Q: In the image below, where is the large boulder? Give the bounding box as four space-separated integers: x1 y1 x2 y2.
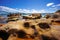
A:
52 10 60 19
52 14 59 19
23 13 42 19
7 13 22 22
55 10 60 15
30 13 42 19
44 14 51 19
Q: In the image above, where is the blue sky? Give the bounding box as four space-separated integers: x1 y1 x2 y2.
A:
0 0 60 13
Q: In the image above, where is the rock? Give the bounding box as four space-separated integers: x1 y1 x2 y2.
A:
23 13 42 19
16 30 27 38
55 10 60 15
7 13 22 22
41 35 57 40
23 22 30 28
44 14 51 19
0 30 10 40
51 10 60 19
37 23 50 29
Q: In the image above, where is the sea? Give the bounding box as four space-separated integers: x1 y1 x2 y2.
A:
0 13 53 24
0 13 53 17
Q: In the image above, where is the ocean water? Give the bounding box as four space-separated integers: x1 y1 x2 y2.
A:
0 13 53 18
21 13 51 16
0 13 53 23
0 14 7 18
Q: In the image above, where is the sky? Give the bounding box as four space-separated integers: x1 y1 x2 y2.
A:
0 0 60 13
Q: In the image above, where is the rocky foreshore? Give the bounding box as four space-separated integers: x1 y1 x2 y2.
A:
0 10 60 40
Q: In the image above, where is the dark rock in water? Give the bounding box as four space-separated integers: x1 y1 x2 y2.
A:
16 30 27 38
0 30 10 40
24 22 30 28
41 35 58 40
38 23 50 29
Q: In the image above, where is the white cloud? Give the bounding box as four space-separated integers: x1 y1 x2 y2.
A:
57 4 60 6
19 9 31 13
50 7 57 10
0 6 48 13
47 3 54 7
52 5 56 7
52 4 60 7
19 9 46 13
0 6 19 13
19 9 39 13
